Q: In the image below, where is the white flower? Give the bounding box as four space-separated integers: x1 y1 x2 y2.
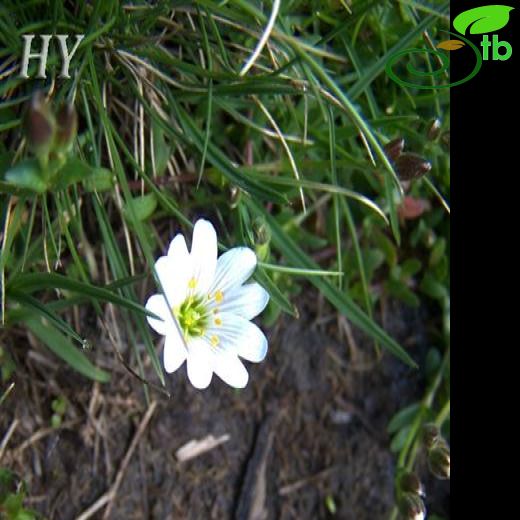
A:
145 219 270 389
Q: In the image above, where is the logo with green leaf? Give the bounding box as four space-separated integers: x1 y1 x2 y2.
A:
386 4 514 89
453 5 513 35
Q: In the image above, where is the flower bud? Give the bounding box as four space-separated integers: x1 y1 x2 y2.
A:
229 186 241 208
23 90 55 157
384 137 405 162
253 216 271 262
399 471 425 497
422 423 440 449
54 102 78 152
395 153 431 181
427 118 442 141
253 216 270 246
398 492 426 520
428 439 450 480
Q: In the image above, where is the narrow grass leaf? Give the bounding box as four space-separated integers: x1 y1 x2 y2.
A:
25 317 110 382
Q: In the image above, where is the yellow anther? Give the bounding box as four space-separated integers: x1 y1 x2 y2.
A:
188 277 197 289
214 290 224 303
214 317 222 326
210 335 220 346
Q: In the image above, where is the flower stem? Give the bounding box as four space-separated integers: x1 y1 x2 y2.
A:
258 262 343 277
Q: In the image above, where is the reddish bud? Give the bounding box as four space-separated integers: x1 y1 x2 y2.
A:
398 196 431 220
23 90 55 153
384 137 405 162
395 153 432 181
54 103 78 151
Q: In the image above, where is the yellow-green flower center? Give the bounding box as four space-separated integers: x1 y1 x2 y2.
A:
175 295 208 338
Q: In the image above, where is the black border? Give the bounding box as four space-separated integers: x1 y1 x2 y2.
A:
451 1 517 515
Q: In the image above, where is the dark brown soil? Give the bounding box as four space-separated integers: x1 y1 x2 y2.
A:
1 294 449 520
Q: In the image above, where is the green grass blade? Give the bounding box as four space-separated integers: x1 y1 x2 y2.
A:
25 317 110 382
8 272 159 319
249 199 417 368
347 5 450 100
8 288 85 345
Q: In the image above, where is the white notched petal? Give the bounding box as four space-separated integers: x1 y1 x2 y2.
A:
212 283 269 320
210 247 257 295
190 219 218 295
186 338 214 389
209 313 268 363
214 352 249 388
145 294 173 336
168 233 190 261
154 254 189 307
163 330 188 373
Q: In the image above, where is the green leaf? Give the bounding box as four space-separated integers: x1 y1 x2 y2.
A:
425 347 442 381
0 468 16 501
386 279 420 307
362 249 385 277
123 193 158 222
373 229 397 268
3 159 47 193
420 273 448 300
453 5 514 35
429 238 446 267
3 491 25 516
83 167 114 192
401 258 422 279
51 396 67 415
8 289 85 344
52 156 92 190
0 346 16 382
0 180 26 195
388 402 421 433
390 424 412 453
24 318 110 382
151 119 171 176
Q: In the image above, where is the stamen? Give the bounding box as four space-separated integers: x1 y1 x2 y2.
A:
215 290 224 303
210 335 220 346
214 317 222 326
188 277 197 289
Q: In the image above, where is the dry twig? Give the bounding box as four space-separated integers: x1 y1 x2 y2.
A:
0 418 18 462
